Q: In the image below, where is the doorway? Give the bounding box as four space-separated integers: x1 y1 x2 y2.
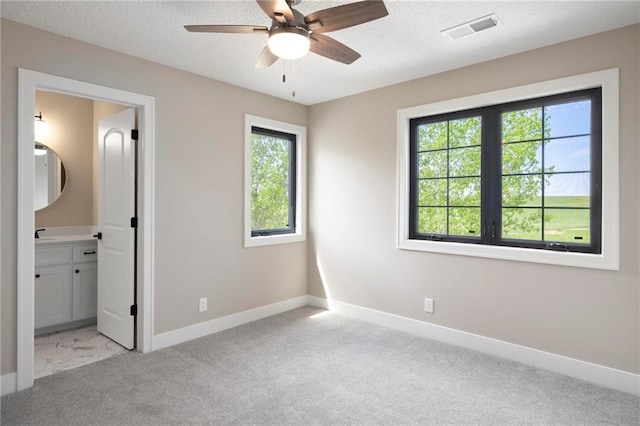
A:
32 92 136 377
17 69 156 391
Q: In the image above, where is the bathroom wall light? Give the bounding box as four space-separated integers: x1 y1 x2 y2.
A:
34 143 48 156
34 112 50 138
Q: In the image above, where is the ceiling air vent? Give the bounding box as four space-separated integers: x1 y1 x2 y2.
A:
442 14 500 40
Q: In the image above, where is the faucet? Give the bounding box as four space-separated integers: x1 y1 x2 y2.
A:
35 228 46 239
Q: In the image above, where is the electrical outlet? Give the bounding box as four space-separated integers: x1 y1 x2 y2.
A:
199 297 207 313
424 297 434 314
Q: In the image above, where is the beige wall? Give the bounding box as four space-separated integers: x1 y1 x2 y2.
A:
2 18 638 378
34 91 94 227
308 25 640 374
1 20 308 375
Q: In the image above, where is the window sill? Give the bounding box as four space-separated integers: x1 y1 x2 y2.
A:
398 238 618 270
244 232 306 248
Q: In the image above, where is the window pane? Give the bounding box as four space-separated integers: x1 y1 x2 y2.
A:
251 134 291 231
418 179 447 206
449 117 481 148
418 207 447 234
449 146 481 177
449 177 481 206
502 141 542 175
544 172 590 200
544 137 590 173
502 208 542 241
449 208 481 237
418 151 447 178
502 108 542 143
544 208 590 243
545 100 591 138
418 122 447 151
502 175 542 207
545 195 589 208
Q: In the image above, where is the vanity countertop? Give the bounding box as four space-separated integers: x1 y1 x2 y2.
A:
35 235 96 246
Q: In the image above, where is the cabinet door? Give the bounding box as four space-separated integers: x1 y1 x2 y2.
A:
35 265 72 329
73 262 97 320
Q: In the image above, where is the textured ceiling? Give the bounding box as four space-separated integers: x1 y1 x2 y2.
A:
2 1 639 105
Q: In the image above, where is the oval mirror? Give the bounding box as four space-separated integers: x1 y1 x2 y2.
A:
34 143 67 211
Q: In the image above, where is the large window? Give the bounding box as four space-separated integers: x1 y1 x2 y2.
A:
244 115 306 247
398 69 619 269
410 89 601 253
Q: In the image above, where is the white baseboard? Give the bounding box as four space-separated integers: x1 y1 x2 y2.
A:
152 295 310 351
307 295 330 309
310 296 639 396
1 373 17 396
5 295 637 397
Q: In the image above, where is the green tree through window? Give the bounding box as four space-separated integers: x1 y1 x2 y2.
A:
409 88 601 254
250 127 296 235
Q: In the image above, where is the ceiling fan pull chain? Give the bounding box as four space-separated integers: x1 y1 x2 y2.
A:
282 60 286 83
292 60 296 97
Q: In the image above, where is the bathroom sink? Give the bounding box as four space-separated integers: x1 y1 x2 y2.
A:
35 236 60 242
35 235 95 243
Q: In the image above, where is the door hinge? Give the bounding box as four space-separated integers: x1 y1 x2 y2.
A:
130 217 138 228
131 129 139 140
130 304 137 316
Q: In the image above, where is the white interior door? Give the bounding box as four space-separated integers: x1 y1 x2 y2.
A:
97 108 136 349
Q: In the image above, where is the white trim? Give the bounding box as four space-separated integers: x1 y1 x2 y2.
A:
5 294 636 397
243 114 307 248
1 373 17 397
307 295 330 309
152 295 309 350
397 68 619 270
17 69 156 391
316 297 639 396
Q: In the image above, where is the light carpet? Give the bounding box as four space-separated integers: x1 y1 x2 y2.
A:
2 307 638 425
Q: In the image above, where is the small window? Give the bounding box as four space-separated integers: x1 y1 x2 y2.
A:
250 127 296 237
244 115 306 247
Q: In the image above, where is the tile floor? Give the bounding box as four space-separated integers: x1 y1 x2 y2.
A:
34 324 128 379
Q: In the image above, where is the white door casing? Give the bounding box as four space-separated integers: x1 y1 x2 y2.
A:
17 69 155 392
97 108 136 349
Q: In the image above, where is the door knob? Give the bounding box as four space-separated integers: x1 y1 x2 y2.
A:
93 232 102 240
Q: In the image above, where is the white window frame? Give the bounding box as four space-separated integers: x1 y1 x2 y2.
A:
397 69 619 270
244 114 307 247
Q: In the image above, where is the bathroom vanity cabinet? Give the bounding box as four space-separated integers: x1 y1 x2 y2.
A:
35 239 98 333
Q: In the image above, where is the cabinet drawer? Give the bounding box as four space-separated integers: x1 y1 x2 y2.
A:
73 244 98 263
35 246 72 266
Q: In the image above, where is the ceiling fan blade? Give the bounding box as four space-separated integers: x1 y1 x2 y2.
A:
256 0 295 23
309 33 361 65
255 45 279 68
304 1 388 34
184 25 268 34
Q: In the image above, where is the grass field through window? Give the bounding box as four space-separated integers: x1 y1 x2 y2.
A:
503 196 590 243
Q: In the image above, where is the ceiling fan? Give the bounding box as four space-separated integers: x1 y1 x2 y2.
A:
185 0 389 67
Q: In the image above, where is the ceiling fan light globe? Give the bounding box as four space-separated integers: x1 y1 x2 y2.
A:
268 27 310 60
